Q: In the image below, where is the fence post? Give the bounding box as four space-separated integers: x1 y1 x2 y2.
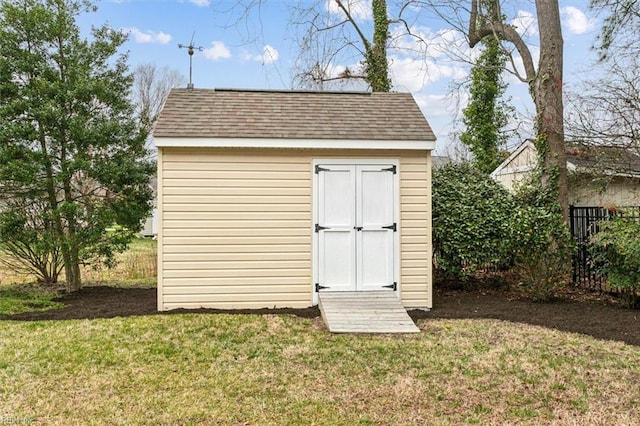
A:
570 205 577 284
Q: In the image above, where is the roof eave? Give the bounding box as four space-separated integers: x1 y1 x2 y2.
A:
154 137 436 151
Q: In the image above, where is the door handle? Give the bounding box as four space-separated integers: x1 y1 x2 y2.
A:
353 226 363 231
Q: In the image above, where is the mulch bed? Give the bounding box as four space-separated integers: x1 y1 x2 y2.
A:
2 285 639 346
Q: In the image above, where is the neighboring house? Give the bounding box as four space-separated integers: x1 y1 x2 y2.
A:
153 88 436 311
491 139 640 206
140 176 157 238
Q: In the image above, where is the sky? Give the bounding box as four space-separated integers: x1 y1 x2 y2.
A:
77 0 602 155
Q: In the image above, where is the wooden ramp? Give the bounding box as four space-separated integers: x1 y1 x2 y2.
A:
318 292 419 333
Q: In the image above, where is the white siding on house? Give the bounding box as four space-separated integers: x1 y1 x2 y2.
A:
492 142 537 192
571 176 640 207
158 148 432 310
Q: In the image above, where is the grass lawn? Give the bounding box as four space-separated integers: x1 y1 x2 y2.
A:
1 313 639 424
0 284 64 316
2 241 640 424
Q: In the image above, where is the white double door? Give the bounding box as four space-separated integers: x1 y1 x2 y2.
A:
315 163 397 292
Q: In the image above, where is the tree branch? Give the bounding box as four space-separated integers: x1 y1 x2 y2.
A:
334 0 372 52
468 0 536 83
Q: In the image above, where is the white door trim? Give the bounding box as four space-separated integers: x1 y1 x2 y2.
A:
311 158 400 306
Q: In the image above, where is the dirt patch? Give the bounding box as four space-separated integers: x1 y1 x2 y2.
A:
0 286 320 321
2 285 639 346
410 288 640 346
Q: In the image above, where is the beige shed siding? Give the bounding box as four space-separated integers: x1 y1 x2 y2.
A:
160 148 312 310
159 148 431 310
399 155 432 308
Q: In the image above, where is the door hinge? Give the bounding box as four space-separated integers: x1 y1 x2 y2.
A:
382 282 397 291
315 283 329 292
382 165 396 174
315 224 330 232
315 165 330 174
382 223 397 232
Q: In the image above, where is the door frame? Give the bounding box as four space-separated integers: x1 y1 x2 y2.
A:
311 158 401 306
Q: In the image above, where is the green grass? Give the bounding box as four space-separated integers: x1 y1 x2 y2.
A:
1 315 639 425
0 284 64 315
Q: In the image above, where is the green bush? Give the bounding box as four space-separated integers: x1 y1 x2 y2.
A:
511 205 573 301
590 216 640 308
432 163 515 280
433 162 573 299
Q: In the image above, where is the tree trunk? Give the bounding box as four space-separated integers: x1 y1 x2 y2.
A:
368 0 391 92
533 0 568 218
68 249 82 292
61 149 82 292
37 124 76 291
468 0 567 218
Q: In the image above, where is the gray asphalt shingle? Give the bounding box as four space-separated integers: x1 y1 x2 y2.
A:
154 88 436 141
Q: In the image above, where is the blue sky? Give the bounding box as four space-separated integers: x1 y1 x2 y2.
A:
78 0 602 155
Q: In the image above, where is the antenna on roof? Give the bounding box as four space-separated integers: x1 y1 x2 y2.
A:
178 32 203 90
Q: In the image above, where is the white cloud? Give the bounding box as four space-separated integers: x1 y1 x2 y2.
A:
188 0 210 6
390 56 466 92
326 0 372 21
561 6 596 35
387 24 469 92
510 10 538 37
203 41 231 61
123 27 171 44
260 45 280 64
391 25 472 63
243 45 280 64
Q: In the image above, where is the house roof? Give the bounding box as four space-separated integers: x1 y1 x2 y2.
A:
491 139 640 179
566 144 640 176
153 88 436 142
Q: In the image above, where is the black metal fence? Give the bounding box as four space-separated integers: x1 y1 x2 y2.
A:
569 205 640 290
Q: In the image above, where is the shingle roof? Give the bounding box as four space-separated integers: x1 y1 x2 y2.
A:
154 88 435 141
566 144 640 176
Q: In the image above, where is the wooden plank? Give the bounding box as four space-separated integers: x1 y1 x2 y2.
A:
318 291 419 334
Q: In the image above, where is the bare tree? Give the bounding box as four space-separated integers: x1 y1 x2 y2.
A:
289 0 393 91
591 0 640 59
222 0 439 92
565 1 640 173
132 63 185 132
567 56 640 155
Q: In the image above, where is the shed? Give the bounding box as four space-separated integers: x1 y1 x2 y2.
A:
153 88 436 311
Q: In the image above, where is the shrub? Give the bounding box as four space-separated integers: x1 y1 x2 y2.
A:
432 162 515 280
0 202 64 285
511 205 573 301
590 216 640 308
